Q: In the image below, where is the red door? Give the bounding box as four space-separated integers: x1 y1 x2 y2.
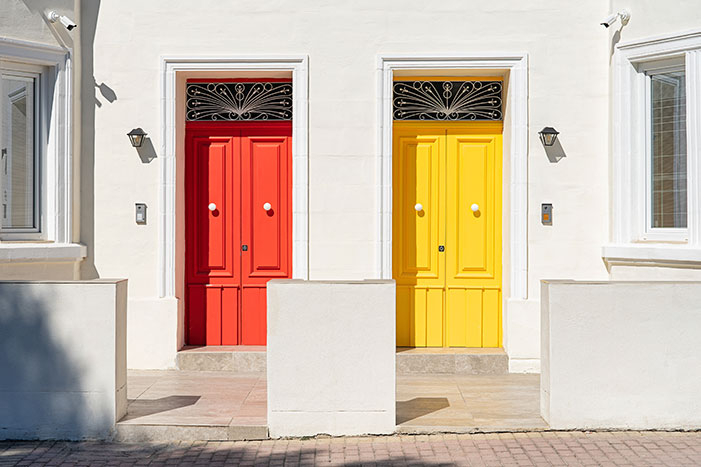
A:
185 122 292 345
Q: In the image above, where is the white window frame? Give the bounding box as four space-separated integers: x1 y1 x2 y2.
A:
0 38 85 263
641 59 687 241
606 30 701 266
0 64 43 239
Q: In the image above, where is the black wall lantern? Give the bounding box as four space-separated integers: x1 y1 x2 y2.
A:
127 128 147 148
538 127 560 147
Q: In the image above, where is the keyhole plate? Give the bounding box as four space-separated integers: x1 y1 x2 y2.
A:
438 245 445 252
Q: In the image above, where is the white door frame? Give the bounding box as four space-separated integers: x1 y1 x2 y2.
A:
377 54 529 299
159 56 309 298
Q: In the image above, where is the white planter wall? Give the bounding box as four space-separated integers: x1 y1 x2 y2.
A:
541 280 701 429
267 280 396 437
0 280 127 440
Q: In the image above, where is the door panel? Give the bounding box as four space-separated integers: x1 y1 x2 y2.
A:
393 127 445 347
394 123 502 348
185 132 240 346
241 133 291 282
185 123 291 346
241 286 267 345
392 129 444 285
240 128 292 345
186 285 206 345
396 286 444 347
445 131 502 347
447 134 500 282
221 286 240 345
188 136 238 282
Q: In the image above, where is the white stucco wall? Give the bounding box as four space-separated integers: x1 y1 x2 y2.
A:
2 0 700 371
267 280 396 437
0 280 127 440
82 0 615 368
0 1 81 281
541 280 701 429
0 0 67 47
605 0 701 281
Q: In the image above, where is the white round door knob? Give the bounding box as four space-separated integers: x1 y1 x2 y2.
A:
471 203 479 212
208 203 217 211
414 203 423 212
263 202 272 211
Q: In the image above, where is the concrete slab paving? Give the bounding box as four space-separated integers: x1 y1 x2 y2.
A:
116 371 267 442
117 370 545 441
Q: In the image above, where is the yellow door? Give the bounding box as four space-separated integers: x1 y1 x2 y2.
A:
394 122 502 347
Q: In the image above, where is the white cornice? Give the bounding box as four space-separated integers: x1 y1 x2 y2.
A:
0 37 67 63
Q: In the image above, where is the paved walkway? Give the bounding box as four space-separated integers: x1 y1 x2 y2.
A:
397 374 544 432
2 431 700 466
120 371 544 438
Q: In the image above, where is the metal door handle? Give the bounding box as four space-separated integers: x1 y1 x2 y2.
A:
471 203 479 212
263 202 272 211
414 203 423 212
208 203 217 211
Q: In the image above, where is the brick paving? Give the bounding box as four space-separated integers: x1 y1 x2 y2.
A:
1 431 700 466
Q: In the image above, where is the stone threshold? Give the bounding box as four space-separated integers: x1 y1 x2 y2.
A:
177 346 266 372
176 346 508 375
396 347 508 375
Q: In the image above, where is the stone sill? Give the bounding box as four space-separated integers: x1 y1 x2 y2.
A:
0 243 87 263
602 244 701 267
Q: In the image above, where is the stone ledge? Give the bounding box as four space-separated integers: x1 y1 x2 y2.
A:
176 346 266 372
114 424 268 442
396 348 508 375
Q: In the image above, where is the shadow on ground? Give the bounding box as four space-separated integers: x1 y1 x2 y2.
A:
396 397 450 424
119 396 201 422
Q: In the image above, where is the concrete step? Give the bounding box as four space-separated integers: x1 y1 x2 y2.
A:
396 347 508 375
176 346 266 372
176 346 508 375
114 423 268 442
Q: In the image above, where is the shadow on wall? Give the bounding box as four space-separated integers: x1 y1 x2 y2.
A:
0 287 109 439
136 137 157 164
544 138 567 163
80 0 102 280
94 79 117 107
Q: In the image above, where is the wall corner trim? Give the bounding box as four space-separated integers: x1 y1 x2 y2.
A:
159 56 310 298
376 53 529 300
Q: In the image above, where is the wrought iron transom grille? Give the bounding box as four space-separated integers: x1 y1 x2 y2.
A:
186 81 293 121
393 80 502 121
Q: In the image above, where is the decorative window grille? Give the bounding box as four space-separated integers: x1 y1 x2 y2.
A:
186 82 292 121
393 80 502 121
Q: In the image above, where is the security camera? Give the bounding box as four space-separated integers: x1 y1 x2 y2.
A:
48 11 77 31
601 9 630 28
600 13 618 28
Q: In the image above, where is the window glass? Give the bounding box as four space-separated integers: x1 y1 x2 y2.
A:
650 70 687 229
1 74 36 230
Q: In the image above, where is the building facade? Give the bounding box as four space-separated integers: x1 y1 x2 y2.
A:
1 0 700 372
